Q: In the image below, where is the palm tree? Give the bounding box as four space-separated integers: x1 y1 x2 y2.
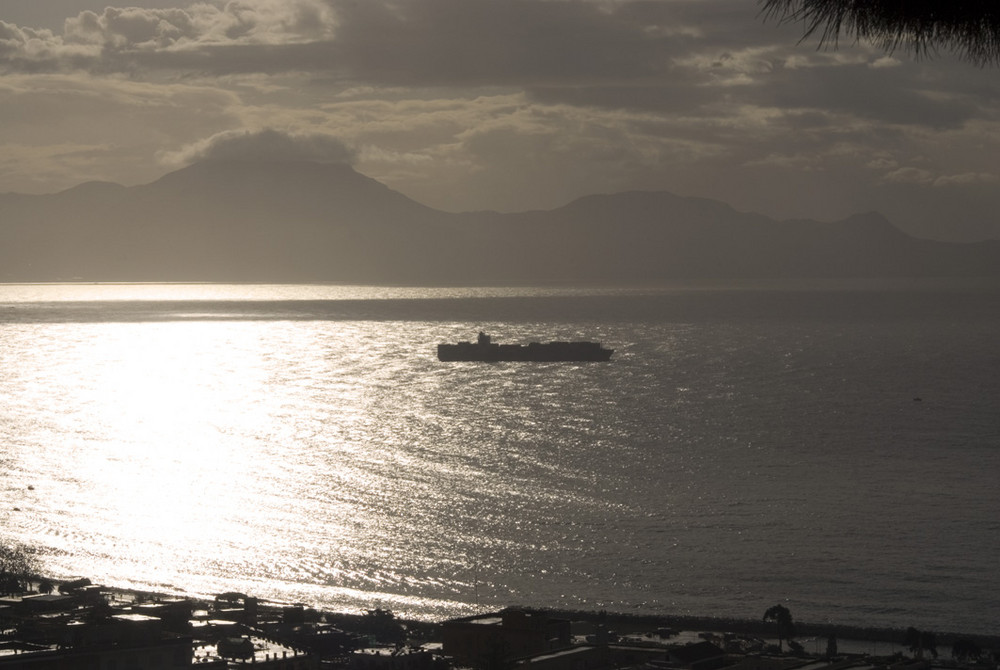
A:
825 634 838 658
763 604 796 651
904 627 922 657
760 0 1000 65
904 627 939 659
951 638 982 662
920 631 938 659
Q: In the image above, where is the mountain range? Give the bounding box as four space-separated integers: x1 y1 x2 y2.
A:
1 159 997 283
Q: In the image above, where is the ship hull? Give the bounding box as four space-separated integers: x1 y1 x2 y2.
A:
437 341 613 362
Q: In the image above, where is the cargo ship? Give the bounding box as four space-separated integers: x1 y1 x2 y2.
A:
437 332 613 362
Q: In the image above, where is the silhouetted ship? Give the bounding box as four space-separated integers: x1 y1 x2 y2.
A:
438 332 613 362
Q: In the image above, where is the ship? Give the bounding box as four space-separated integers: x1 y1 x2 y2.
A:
437 332 613 362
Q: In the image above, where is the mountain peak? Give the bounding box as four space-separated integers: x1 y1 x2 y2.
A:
141 159 432 215
57 180 127 196
837 211 906 238
149 158 362 187
2 162 997 283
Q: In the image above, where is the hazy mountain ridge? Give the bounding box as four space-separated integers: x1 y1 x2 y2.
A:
1 160 997 283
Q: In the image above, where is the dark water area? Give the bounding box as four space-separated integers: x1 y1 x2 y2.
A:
1 282 998 634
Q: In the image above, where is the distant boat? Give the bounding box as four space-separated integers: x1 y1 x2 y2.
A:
437 332 613 362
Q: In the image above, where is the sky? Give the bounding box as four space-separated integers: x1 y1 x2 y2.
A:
1 0 998 242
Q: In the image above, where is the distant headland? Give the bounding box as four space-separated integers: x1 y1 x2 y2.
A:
2 159 999 284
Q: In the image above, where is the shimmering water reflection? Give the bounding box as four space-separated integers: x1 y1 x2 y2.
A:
1 283 998 633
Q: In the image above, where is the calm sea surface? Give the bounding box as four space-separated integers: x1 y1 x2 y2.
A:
1 282 998 634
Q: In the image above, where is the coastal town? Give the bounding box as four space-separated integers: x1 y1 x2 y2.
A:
0 576 996 670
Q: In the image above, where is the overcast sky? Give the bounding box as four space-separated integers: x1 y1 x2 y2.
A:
2 0 998 241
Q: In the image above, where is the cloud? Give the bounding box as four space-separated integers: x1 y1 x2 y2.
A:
0 73 244 192
3 0 1000 241
0 0 335 73
64 7 200 49
870 56 902 69
160 128 357 166
64 0 337 47
866 157 898 171
932 172 1000 187
881 166 1000 188
742 153 823 170
0 0 721 84
883 167 937 184
0 19 96 71
2 0 994 137
321 0 681 87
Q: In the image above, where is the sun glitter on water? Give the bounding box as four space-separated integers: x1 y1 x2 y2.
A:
53 321 280 573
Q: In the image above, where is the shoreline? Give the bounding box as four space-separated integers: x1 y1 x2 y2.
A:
91 582 1000 652
511 608 1000 652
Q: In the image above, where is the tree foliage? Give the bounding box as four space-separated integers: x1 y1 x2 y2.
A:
763 604 796 651
760 0 1000 65
904 627 939 659
358 608 406 644
0 541 40 594
826 634 838 658
951 638 981 661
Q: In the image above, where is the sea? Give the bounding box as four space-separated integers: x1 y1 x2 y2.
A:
1 280 998 635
